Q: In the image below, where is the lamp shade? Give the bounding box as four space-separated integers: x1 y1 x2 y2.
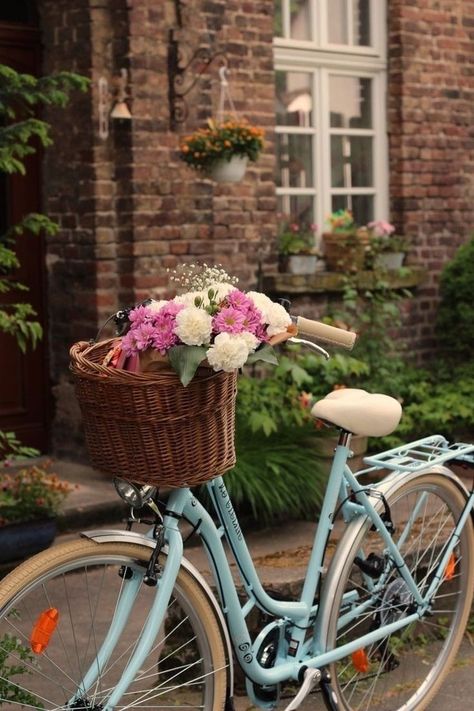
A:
110 101 132 120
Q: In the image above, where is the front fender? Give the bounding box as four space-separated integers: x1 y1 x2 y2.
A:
81 528 234 696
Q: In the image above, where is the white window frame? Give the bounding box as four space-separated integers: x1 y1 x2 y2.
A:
274 0 388 234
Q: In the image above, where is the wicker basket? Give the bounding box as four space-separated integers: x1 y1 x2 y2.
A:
70 339 237 488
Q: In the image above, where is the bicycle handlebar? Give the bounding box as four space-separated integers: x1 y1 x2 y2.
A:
296 316 357 350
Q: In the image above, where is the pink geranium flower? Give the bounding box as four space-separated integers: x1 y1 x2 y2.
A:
213 306 247 334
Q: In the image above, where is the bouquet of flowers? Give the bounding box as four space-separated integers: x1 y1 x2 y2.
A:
112 265 295 386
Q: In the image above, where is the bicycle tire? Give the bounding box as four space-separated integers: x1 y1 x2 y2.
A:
322 472 474 711
0 538 227 710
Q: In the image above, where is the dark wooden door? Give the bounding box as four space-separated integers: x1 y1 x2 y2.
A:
0 14 50 452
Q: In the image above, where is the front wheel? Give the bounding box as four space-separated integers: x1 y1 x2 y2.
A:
0 539 228 710
323 473 474 711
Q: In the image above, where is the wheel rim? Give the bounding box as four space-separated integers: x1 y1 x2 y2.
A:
0 550 219 709
327 478 473 711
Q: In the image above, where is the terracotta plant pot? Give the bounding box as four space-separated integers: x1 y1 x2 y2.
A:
209 155 248 183
322 231 371 272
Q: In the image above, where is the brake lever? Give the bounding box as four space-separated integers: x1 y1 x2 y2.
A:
288 336 330 360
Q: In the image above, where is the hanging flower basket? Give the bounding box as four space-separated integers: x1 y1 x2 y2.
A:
179 67 264 183
179 118 264 182
210 155 248 183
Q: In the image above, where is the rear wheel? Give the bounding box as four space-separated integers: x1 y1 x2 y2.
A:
324 474 474 711
0 539 227 710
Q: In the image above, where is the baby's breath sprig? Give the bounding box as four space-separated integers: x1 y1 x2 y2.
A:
167 263 239 293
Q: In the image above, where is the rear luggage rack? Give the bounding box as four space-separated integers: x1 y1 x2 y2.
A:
362 435 474 474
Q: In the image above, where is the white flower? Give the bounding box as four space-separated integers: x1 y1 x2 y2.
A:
173 291 201 307
175 306 213 346
239 331 259 353
246 291 274 322
208 282 235 300
206 332 250 372
147 299 168 312
265 302 292 337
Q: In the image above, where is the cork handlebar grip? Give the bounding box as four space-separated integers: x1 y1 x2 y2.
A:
296 316 357 350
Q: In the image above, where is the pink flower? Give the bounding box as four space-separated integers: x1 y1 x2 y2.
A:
290 223 299 232
121 329 140 356
152 322 178 353
128 305 151 327
134 321 156 351
159 301 185 318
254 323 269 342
213 307 247 334
227 289 253 311
368 220 395 237
242 305 264 334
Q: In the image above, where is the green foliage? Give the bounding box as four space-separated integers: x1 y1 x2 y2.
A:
223 427 326 524
0 630 43 708
278 217 318 256
0 63 88 351
0 62 88 464
236 354 312 436
436 237 474 360
204 357 326 523
0 431 39 464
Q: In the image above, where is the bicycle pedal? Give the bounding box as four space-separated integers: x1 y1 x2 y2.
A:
282 668 321 711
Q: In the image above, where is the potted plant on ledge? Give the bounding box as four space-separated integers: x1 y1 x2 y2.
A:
179 118 265 183
367 220 410 270
322 209 371 272
0 464 74 563
278 216 321 275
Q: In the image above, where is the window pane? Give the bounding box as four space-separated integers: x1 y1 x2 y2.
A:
278 195 316 233
290 0 311 41
329 76 372 128
328 0 348 44
275 71 313 127
331 194 374 225
331 136 373 188
276 134 314 188
274 0 283 36
353 0 371 46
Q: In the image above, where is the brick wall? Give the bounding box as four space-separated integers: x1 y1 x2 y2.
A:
39 0 276 454
39 0 474 456
388 0 474 358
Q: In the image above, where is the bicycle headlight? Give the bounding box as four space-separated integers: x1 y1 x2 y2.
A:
113 478 152 508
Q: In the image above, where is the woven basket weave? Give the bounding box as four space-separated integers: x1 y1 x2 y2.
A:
70 339 237 488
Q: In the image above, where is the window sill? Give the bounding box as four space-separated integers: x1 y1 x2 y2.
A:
262 266 427 295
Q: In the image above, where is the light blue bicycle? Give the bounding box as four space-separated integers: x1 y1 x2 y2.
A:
1 315 473 711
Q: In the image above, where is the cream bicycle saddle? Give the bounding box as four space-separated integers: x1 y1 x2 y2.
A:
311 388 402 437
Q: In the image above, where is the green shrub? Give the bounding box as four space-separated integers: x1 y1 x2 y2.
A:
199 356 327 524
437 238 474 360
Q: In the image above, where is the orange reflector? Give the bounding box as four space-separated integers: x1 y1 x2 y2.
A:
351 648 369 673
30 607 59 654
445 553 456 581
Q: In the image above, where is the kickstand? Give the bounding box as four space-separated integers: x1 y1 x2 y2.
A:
282 668 321 711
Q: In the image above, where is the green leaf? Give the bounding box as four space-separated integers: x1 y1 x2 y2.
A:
168 345 208 386
246 344 279 366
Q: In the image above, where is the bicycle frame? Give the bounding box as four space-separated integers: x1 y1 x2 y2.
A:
79 434 474 710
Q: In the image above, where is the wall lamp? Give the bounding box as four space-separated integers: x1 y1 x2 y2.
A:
98 68 132 140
